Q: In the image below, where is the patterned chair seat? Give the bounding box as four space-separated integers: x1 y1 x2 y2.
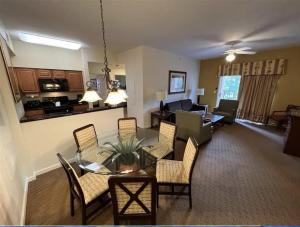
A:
79 172 109 204
156 159 189 184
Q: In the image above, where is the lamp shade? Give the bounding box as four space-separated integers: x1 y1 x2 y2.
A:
156 91 167 101
105 90 126 105
80 90 102 102
117 89 128 99
195 88 205 96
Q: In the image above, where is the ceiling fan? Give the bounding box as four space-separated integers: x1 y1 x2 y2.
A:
224 40 256 62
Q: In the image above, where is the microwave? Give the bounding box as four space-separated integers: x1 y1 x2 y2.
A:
38 79 69 92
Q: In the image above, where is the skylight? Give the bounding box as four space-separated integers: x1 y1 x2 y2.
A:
18 33 81 50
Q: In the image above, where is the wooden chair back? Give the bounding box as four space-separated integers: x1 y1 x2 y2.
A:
108 175 157 225
57 153 85 203
118 117 137 137
73 124 98 152
182 137 199 183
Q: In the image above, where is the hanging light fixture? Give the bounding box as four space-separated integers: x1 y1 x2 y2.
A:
98 0 127 105
80 81 102 103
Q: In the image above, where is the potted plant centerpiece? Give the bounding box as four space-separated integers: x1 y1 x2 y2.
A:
103 136 144 173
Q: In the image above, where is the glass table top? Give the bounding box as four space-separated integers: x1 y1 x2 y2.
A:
75 128 171 175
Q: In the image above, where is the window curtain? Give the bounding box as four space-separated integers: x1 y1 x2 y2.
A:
218 59 287 124
237 75 280 123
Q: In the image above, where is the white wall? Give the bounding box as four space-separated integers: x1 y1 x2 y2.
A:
118 46 199 128
142 46 199 128
0 27 33 224
12 39 82 70
118 46 144 127
21 108 124 174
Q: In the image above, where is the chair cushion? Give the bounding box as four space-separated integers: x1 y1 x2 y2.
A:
165 101 182 112
79 172 109 204
181 99 193 111
218 99 239 113
156 159 189 184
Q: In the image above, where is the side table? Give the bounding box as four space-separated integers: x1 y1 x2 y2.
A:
151 111 173 128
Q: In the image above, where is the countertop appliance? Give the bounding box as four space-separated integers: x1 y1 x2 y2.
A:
38 78 69 92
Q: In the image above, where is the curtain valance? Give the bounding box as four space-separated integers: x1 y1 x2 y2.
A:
218 59 287 77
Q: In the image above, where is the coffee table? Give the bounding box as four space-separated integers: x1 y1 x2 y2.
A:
202 113 225 131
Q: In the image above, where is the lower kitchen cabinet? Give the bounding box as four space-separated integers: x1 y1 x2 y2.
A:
25 109 45 118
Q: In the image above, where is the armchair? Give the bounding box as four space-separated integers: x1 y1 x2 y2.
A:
176 111 212 145
213 99 239 124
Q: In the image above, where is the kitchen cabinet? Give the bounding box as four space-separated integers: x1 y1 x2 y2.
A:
72 103 89 112
52 70 66 79
15 68 40 93
66 71 84 92
25 109 45 118
37 69 52 79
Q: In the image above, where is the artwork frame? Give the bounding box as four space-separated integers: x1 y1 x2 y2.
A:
168 70 186 94
0 39 21 103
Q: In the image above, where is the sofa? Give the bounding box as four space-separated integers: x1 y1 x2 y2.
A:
213 99 239 124
164 99 205 122
176 111 212 145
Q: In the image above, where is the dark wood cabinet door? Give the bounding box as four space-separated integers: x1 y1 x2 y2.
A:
15 68 40 93
52 70 66 79
37 69 52 79
66 71 84 92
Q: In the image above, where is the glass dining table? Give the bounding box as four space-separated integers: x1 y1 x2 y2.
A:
75 128 171 175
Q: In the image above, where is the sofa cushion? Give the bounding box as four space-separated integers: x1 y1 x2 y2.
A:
213 111 232 117
181 99 193 111
165 101 182 112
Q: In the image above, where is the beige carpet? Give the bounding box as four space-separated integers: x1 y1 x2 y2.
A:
25 122 300 225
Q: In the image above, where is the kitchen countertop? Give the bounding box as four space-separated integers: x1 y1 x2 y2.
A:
20 103 127 123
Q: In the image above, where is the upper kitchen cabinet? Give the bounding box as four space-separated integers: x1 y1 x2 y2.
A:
15 68 40 93
66 71 84 92
52 70 66 79
37 69 52 79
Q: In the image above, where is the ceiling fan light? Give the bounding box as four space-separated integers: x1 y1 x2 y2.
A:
226 53 236 62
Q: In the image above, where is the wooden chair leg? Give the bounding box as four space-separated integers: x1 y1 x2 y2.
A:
171 151 175 160
189 184 192 209
157 185 159 208
82 205 87 225
70 193 75 216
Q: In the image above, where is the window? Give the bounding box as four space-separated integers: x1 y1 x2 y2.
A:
217 75 241 105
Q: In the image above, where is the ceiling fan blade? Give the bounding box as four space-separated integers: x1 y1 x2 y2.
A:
236 51 256 55
236 47 252 51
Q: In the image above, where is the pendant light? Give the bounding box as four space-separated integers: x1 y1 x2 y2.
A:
80 81 102 103
99 0 127 105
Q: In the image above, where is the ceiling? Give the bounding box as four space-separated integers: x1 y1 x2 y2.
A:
1 0 300 59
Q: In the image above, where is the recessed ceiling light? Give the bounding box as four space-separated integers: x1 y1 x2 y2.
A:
18 33 81 50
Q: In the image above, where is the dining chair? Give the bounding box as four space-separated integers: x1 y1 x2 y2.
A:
156 137 199 208
118 117 137 137
108 175 157 225
57 153 110 225
146 121 177 160
73 124 98 175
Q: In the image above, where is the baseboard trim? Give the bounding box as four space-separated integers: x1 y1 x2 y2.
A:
34 157 76 177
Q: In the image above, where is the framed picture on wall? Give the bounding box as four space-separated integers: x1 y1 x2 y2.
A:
168 70 186 94
0 38 21 103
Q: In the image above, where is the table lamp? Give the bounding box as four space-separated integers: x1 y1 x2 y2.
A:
195 88 205 104
156 91 167 112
